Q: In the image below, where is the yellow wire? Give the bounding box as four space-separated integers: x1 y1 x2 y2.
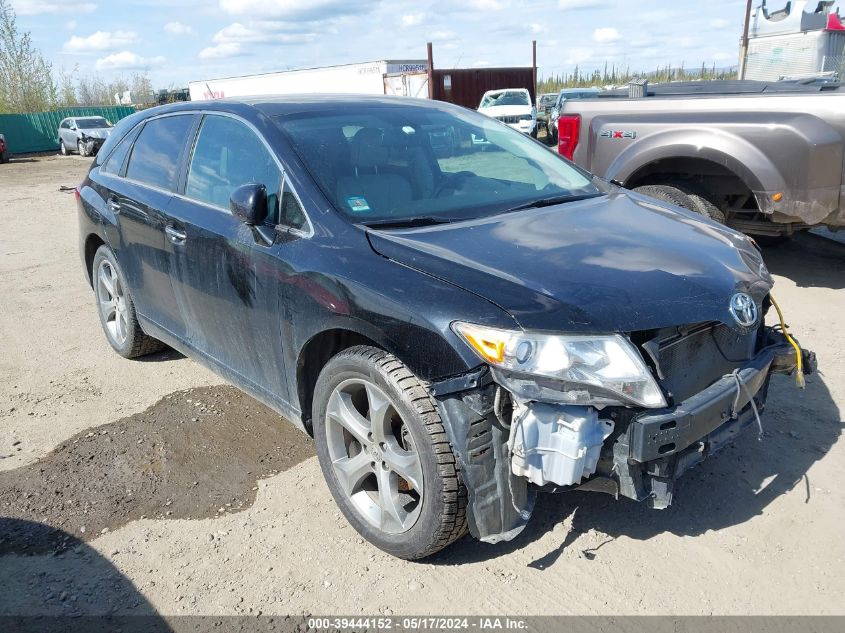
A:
769 294 805 388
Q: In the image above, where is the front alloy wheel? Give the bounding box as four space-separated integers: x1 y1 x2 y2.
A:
325 378 424 534
312 346 468 559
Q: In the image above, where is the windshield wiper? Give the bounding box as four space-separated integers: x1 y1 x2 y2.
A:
500 192 603 214
361 217 455 229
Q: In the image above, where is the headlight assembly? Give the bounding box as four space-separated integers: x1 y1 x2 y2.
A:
452 321 666 408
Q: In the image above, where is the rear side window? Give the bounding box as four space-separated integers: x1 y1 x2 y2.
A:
101 126 140 176
125 115 195 191
186 115 281 214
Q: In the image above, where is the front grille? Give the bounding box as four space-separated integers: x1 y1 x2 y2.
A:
495 115 530 124
653 322 757 403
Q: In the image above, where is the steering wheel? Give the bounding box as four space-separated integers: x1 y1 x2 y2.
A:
433 171 474 198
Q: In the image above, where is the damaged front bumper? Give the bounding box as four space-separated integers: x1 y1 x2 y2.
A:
79 137 105 155
617 339 814 509
432 329 815 543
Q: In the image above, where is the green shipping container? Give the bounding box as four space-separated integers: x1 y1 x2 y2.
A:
0 106 136 154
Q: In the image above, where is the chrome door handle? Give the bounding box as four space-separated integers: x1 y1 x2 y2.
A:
106 198 121 213
165 225 187 243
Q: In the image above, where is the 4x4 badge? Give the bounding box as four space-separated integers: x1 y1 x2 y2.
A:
729 292 758 327
600 130 636 139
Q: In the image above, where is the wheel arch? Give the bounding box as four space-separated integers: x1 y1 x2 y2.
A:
625 155 754 193
605 130 783 200
296 327 390 435
83 233 107 287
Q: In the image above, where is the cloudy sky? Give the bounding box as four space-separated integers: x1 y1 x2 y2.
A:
12 0 762 87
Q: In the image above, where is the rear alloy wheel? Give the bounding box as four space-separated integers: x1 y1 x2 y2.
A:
312 346 467 559
92 245 164 358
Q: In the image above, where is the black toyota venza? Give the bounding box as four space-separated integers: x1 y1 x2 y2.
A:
77 96 813 559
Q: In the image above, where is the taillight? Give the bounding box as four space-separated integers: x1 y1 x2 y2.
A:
557 114 581 160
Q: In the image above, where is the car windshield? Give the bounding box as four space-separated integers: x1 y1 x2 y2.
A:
274 103 600 225
559 90 598 103
76 118 111 129
479 90 530 108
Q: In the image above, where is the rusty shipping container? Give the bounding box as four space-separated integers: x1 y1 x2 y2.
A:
431 68 536 109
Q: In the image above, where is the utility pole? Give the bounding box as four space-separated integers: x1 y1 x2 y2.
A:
427 42 434 99
739 0 753 79
532 40 537 100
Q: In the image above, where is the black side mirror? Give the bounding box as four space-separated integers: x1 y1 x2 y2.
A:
230 183 268 226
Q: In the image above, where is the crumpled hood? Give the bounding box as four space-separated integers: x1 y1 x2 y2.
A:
81 128 111 139
478 105 533 118
367 191 774 333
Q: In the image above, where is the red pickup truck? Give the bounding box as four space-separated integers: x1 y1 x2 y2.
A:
0 134 9 164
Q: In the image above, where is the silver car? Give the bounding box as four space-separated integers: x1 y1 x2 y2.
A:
58 116 113 157
547 88 600 142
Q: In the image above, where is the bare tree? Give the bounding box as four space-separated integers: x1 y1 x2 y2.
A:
0 0 57 113
73 73 154 106
57 65 79 107
75 74 129 106
130 73 154 105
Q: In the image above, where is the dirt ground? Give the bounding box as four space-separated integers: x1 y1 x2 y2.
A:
1 155 843 617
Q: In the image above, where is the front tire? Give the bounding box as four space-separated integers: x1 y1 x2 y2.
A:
78 140 88 157
59 140 67 156
312 346 468 560
92 245 164 358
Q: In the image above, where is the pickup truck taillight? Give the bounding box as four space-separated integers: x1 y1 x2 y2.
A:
557 114 581 160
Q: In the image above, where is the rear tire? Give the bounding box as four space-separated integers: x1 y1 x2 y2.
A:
633 184 695 211
667 180 727 223
634 183 726 224
685 192 727 223
92 245 164 359
312 346 468 560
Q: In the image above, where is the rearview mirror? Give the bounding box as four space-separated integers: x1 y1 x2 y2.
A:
230 183 268 226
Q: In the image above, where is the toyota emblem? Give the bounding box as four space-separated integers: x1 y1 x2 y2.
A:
729 293 758 327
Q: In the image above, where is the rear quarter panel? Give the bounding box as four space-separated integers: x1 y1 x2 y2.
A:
565 93 845 225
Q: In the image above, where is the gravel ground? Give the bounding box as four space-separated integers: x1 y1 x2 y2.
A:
0 155 843 616
0 385 313 555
